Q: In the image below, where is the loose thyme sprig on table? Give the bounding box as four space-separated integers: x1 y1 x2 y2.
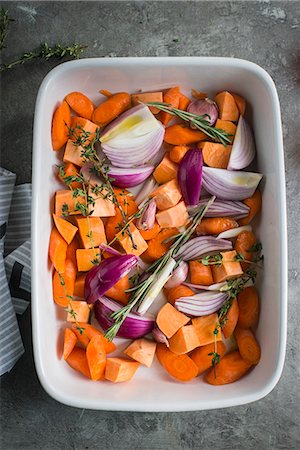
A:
146 102 232 145
104 196 216 341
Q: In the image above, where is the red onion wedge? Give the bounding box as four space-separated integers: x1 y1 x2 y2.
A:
175 236 232 261
85 254 138 304
228 116 256 170
175 292 227 316
136 198 157 230
216 225 252 239
107 165 154 188
95 297 155 339
100 105 165 168
178 148 203 207
152 327 169 347
99 243 122 256
196 197 250 219
183 281 227 291
202 167 263 201
164 261 188 289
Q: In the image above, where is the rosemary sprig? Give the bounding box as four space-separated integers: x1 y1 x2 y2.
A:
0 8 13 50
0 42 87 72
146 102 232 145
104 196 216 341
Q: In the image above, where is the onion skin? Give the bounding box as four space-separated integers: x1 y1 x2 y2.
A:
85 255 138 304
108 165 154 188
187 98 218 126
178 148 203 207
227 116 256 170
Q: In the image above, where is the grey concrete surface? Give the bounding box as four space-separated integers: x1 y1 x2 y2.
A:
1 1 299 449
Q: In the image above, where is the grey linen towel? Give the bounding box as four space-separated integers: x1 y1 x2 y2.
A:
0 168 31 375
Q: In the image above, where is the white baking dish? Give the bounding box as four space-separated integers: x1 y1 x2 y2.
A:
31 57 287 411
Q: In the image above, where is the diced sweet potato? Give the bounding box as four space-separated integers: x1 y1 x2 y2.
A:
88 184 115 217
55 190 86 216
104 357 140 383
149 179 182 210
215 119 237 143
66 300 90 323
131 92 163 114
212 250 243 283
231 93 246 116
153 154 178 184
63 139 86 167
156 303 190 339
117 223 148 257
73 273 86 298
76 217 107 249
123 338 157 367
76 249 99 272
168 325 200 354
202 142 232 169
215 91 239 121
156 201 189 228
192 313 222 346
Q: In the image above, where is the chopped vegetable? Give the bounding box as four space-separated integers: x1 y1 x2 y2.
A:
76 217 106 249
117 223 148 257
153 154 178 184
123 338 157 367
131 91 163 114
76 249 98 272
52 214 78 245
168 325 200 354
165 284 195 306
191 313 222 346
177 148 203 207
66 347 91 379
227 116 256 170
104 357 140 383
222 298 239 339
108 165 155 188
235 328 261 365
187 97 218 126
156 303 190 339
156 201 189 228
49 226 68 272
190 341 226 375
150 178 182 210
196 217 238 236
164 261 188 289
175 292 227 317
202 142 232 169
189 261 214 286
211 250 243 283
92 92 131 127
175 236 232 261
164 123 206 145
66 300 90 323
51 100 71 151
86 335 106 381
205 351 252 385
169 145 189 163
65 91 95 120
237 286 260 329
156 344 198 382
63 328 78 360
238 190 262 226
214 91 239 121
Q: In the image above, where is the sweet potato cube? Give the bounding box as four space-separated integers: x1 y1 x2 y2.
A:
212 250 243 283
168 325 200 354
231 93 246 116
88 184 115 217
156 201 189 228
192 313 222 346
131 92 163 114
117 223 148 257
66 300 90 323
76 217 107 249
63 139 86 167
149 178 182 210
123 338 157 367
55 190 86 216
215 91 240 121
215 119 237 143
104 357 140 383
156 303 190 339
70 116 98 142
153 154 178 184
76 248 99 272
73 273 86 298
202 142 232 169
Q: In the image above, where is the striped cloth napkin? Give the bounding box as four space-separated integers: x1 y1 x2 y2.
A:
0 168 31 375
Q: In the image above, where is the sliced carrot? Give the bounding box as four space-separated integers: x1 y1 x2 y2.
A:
55 190 86 216
192 313 222 346
156 303 190 339
58 162 82 190
205 351 252 385
139 222 161 241
74 273 86 298
104 357 140 382
168 325 200 354
231 93 246 116
65 91 95 120
239 190 262 226
63 139 86 167
235 328 261 365
123 338 157 367
196 217 239 235
52 214 78 245
131 91 163 114
156 201 189 228
92 92 131 127
70 116 99 143
105 275 130 305
66 347 91 379
189 261 214 286
215 119 237 143
63 328 78 360
178 92 191 111
117 223 148 257
190 341 226 375
164 124 206 145
234 230 257 270
165 284 194 306
160 86 180 126
202 142 232 169
74 323 117 353
214 91 240 122
76 248 99 272
86 335 107 381
99 89 112 97
66 300 90 323
237 286 260 329
222 298 239 339
149 178 182 210
51 100 71 151
211 250 243 283
76 216 107 249
142 227 179 263
49 226 68 272
169 145 189 163
153 154 178 184
156 343 198 382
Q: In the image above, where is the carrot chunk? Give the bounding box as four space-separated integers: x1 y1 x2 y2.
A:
192 313 222 346
222 298 239 339
65 91 95 120
139 222 161 241
156 344 198 382
142 228 179 263
49 226 68 272
235 328 261 365
74 323 117 354
164 124 206 145
239 190 262 226
202 142 232 169
214 91 239 121
53 259 76 307
237 286 260 329
189 261 214 286
66 300 90 323
51 100 71 151
92 92 131 127
168 325 200 354
164 284 194 306
52 214 78 245
153 154 178 184
76 216 107 249
105 275 130 305
196 217 239 235
86 335 107 381
205 351 252 385
190 341 226 375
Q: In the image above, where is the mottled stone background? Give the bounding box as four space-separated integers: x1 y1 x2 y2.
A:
1 1 299 449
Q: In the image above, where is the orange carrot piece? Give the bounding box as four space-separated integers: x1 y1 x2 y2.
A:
196 217 239 235
211 250 243 283
168 325 200 354
73 273 86 298
190 341 226 375
239 190 262 226
237 286 260 329
55 189 86 216
86 335 107 381
70 116 98 142
189 261 214 286
105 275 130 305
231 93 246 116
156 303 190 339
178 92 191 111
165 284 194 306
156 201 189 228
234 230 257 270
66 347 91 379
66 300 90 323
52 214 78 245
74 323 117 354
139 222 161 241
92 92 131 127
164 124 206 145
153 154 178 184
156 343 198 382
215 119 237 143
76 216 107 249
63 328 78 360
58 162 82 190
202 142 232 169
214 91 240 122
104 357 140 382
235 328 261 365
205 351 252 385
51 100 71 151
222 298 239 339
76 248 99 272
192 313 222 346
53 259 77 307
117 223 148 257
123 338 157 367
99 89 112 97
169 145 189 163
141 227 179 263
149 178 182 211
49 226 68 272
161 86 180 126
65 91 95 120
131 92 163 114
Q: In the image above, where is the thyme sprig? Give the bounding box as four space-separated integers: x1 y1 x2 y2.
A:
104 196 216 341
146 102 232 145
0 8 13 50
